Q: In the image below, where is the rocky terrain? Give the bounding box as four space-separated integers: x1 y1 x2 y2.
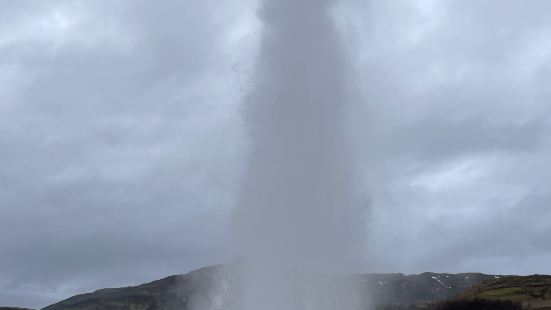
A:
4 265 550 309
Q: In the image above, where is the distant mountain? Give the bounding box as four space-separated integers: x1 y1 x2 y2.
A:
42 265 225 310
6 265 547 309
360 272 499 307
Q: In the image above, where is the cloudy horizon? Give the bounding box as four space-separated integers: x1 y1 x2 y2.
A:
2 0 551 308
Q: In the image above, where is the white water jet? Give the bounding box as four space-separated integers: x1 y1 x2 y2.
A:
229 0 367 309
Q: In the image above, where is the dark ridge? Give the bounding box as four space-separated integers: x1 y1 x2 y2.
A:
40 265 504 310
25 265 550 309
428 298 522 310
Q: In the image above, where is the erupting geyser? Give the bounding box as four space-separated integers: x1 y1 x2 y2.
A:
232 0 366 309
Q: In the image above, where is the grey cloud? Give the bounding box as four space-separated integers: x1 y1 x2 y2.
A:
354 0 551 276
1 0 246 308
2 0 551 308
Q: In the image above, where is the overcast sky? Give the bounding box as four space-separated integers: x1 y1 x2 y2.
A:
1 0 551 308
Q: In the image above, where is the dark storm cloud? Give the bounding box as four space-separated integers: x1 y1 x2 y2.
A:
1 0 551 308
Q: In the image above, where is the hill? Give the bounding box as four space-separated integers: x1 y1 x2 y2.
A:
455 274 551 309
360 272 498 307
40 265 497 310
4 266 548 309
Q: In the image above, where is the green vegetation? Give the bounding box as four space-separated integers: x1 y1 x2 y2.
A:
457 275 551 309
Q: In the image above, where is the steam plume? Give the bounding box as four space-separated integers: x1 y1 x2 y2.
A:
231 0 365 309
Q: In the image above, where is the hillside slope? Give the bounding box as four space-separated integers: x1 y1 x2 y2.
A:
457 274 551 309
41 265 499 310
362 272 498 307
42 265 225 310
4 265 547 309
